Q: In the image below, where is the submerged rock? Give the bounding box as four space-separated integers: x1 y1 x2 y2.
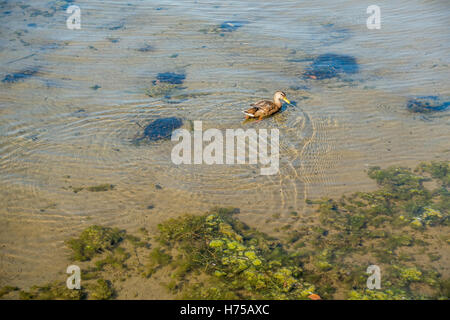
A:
406 96 450 113
155 72 185 85
139 117 183 142
304 54 358 80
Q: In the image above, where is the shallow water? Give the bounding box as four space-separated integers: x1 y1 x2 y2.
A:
0 0 449 289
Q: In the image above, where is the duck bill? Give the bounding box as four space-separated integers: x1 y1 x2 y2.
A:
283 97 291 104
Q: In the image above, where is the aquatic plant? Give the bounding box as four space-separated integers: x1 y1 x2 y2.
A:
145 83 180 98
154 208 316 299
5 162 447 300
295 161 450 299
416 161 449 187
95 247 130 271
87 184 115 192
348 289 408 300
142 247 172 278
19 282 84 300
89 279 115 300
0 286 19 298
66 225 124 261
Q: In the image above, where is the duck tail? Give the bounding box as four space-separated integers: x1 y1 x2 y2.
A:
243 111 256 117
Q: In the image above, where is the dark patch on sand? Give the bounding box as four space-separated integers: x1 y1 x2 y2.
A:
304 54 358 80
407 96 450 114
154 72 185 85
136 117 183 142
2 67 39 83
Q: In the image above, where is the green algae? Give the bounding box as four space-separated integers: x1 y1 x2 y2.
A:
417 161 449 184
0 286 19 298
5 225 146 299
145 83 180 98
95 247 130 271
285 161 449 299
154 208 316 299
87 184 115 192
69 184 115 193
66 225 124 261
348 289 408 300
142 247 172 278
2 162 448 300
19 281 85 300
89 279 115 300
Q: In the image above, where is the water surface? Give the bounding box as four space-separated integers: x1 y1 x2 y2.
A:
0 0 449 289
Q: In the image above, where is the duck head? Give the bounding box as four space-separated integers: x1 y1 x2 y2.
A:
273 91 291 106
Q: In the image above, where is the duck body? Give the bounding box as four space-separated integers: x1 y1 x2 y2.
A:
243 91 290 120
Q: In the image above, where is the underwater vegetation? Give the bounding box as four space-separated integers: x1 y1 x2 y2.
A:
136 117 183 142
68 183 114 193
0 286 19 298
18 282 85 300
86 184 115 192
406 96 450 113
295 161 449 299
156 207 317 300
1 162 447 300
89 279 115 300
12 279 115 300
145 72 186 99
2 67 39 83
303 54 358 80
66 225 124 261
145 83 180 98
0 225 151 300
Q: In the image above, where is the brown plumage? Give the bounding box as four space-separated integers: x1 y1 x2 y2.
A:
243 91 291 120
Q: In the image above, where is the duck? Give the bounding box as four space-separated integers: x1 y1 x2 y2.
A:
243 91 291 121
